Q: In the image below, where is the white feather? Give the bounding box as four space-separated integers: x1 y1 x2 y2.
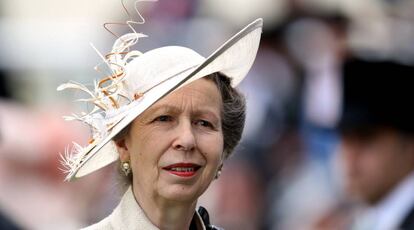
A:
59 0 156 180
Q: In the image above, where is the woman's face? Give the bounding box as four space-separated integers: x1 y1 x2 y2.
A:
116 78 224 203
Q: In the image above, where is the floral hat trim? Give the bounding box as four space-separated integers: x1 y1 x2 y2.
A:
58 0 157 177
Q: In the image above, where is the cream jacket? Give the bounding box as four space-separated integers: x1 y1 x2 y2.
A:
81 187 207 230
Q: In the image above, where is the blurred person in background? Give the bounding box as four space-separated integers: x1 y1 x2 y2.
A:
0 71 21 230
267 9 350 229
332 58 414 229
0 26 114 230
284 10 348 164
0 98 115 229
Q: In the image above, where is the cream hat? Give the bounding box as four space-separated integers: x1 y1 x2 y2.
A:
59 18 263 181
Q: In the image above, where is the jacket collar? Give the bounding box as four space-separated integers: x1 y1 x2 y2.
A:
110 186 206 230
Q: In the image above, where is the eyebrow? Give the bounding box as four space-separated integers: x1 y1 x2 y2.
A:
145 104 221 121
145 105 180 115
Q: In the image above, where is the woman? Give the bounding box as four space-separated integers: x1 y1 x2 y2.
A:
58 9 262 229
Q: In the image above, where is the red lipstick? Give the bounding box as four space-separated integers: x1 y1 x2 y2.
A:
162 163 201 177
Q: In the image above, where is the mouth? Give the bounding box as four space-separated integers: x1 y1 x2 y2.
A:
162 163 201 177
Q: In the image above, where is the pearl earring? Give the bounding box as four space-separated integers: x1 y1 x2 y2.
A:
122 161 131 176
215 164 223 179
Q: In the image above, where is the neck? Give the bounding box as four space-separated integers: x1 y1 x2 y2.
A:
132 186 197 230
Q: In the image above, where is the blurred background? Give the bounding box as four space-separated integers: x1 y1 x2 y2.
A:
1 0 414 229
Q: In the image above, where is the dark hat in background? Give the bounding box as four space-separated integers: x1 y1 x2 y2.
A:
337 57 414 135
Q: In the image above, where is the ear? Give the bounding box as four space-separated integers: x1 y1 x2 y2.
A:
114 138 130 162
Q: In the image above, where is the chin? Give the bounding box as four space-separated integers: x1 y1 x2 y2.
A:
359 191 386 205
347 185 383 205
159 185 203 203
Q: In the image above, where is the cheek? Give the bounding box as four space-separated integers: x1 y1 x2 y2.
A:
201 134 224 165
357 155 384 183
130 123 170 153
128 132 167 175
346 150 392 193
129 142 164 189
362 143 397 175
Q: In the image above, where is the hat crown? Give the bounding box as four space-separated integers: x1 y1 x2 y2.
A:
124 46 205 98
339 58 414 133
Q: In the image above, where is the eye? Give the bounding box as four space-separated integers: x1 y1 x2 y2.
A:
153 115 173 122
194 120 214 129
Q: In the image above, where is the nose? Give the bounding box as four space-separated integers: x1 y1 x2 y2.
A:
172 120 196 152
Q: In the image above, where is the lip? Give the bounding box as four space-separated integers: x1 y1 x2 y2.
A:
162 163 202 178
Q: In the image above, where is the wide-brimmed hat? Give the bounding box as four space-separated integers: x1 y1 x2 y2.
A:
58 18 263 181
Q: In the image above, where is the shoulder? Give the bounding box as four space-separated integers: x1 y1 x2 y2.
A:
79 187 159 230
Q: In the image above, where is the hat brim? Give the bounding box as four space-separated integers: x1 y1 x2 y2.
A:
68 18 263 181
